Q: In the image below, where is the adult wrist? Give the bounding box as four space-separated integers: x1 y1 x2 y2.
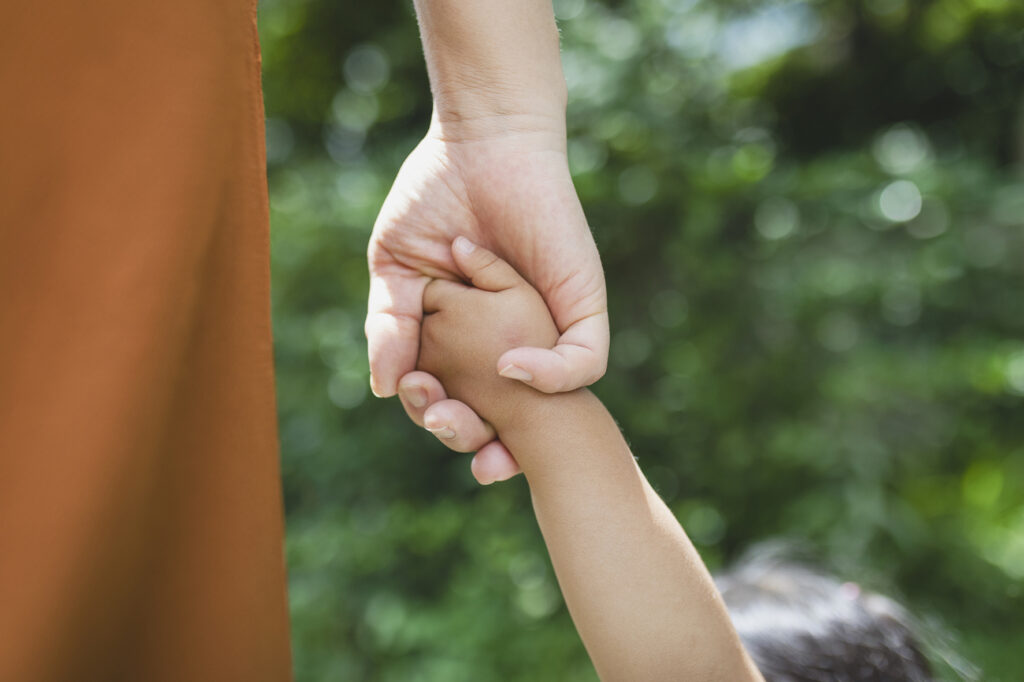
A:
426 99 567 145
413 0 567 142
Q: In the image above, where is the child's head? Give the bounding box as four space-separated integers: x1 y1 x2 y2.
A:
716 550 933 681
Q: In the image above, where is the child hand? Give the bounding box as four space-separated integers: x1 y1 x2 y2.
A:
417 238 559 433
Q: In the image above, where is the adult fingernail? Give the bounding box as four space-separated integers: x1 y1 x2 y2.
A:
427 426 456 440
498 364 533 382
369 375 383 398
402 386 428 408
454 236 476 254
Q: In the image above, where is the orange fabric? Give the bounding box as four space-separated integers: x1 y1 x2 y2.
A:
0 2 292 680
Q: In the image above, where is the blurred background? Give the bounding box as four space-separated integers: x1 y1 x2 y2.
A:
259 0 1024 679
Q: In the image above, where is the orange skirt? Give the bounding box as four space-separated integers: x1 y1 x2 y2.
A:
0 2 291 680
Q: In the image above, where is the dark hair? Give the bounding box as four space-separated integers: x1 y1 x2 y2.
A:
716 551 933 682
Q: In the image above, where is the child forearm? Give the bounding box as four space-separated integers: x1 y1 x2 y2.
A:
413 242 761 680
496 391 763 682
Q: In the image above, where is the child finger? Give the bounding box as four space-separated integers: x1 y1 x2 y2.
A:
422 398 497 453
450 236 525 292
397 371 448 427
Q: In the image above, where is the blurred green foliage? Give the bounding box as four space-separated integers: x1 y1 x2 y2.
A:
259 0 1024 679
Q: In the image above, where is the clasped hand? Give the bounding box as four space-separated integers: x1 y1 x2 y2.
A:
365 125 608 483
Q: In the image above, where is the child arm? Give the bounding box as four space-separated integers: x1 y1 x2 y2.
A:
418 241 763 682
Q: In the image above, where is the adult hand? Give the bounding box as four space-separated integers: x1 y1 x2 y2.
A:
366 117 607 484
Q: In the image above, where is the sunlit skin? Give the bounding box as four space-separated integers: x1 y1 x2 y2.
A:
414 239 764 682
369 119 606 481
366 0 609 484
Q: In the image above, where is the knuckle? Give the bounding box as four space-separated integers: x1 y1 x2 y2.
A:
478 251 508 274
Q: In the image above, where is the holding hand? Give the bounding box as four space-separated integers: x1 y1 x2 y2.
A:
366 126 607 483
417 237 559 431
366 0 608 483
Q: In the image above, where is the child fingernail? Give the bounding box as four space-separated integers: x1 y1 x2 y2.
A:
499 364 533 382
402 387 428 408
427 426 456 440
454 236 476 254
